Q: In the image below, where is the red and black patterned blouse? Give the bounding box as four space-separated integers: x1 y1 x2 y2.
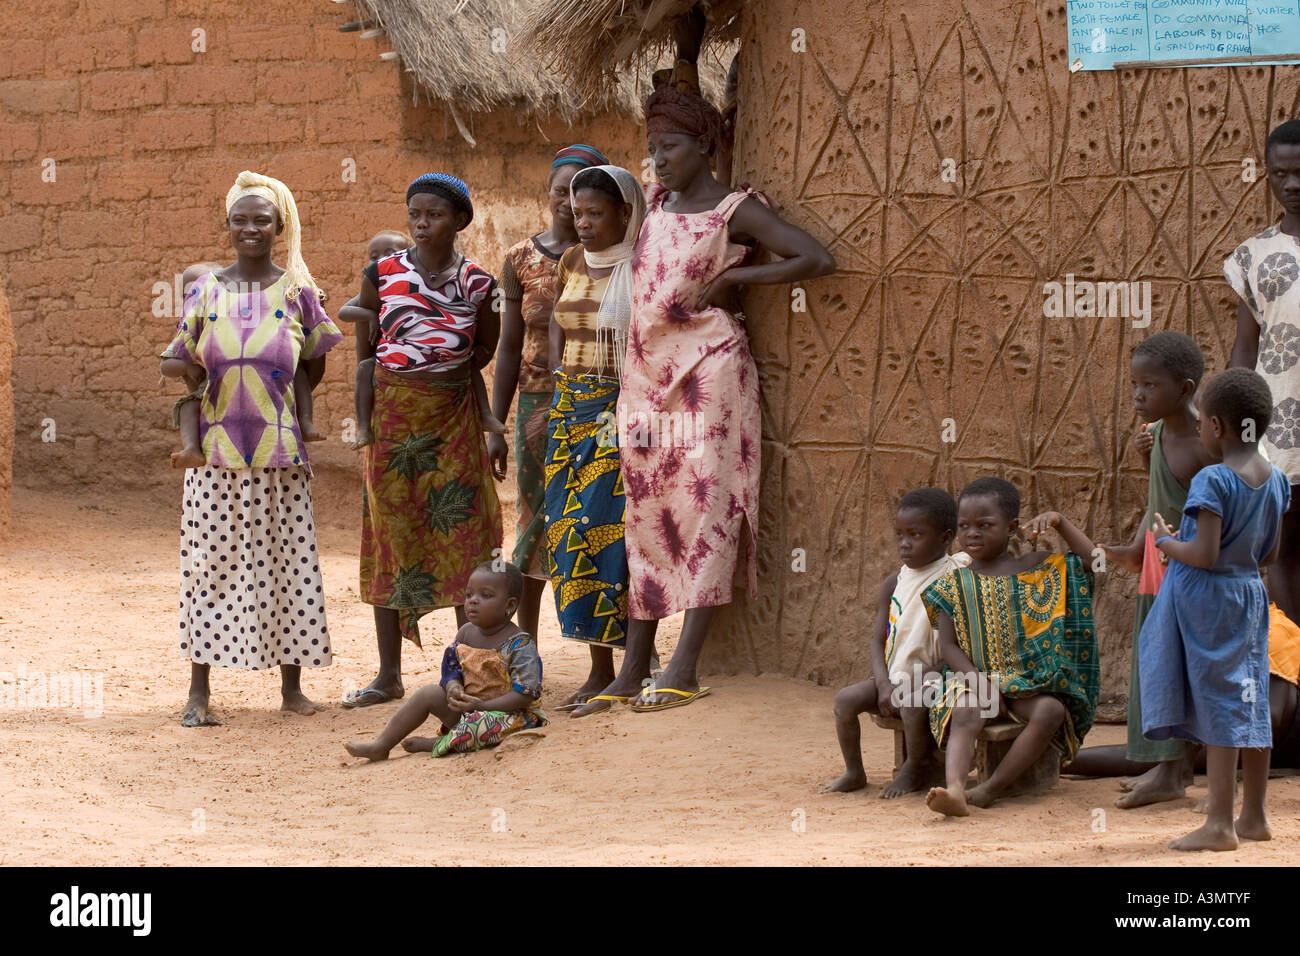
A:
363 248 496 373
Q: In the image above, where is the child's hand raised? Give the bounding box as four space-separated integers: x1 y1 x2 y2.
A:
1134 425 1155 455
1022 512 1062 541
1099 541 1142 573
1151 512 1176 541
1151 513 1179 565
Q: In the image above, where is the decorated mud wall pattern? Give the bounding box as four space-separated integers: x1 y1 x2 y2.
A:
0 0 640 495
705 0 1300 705
0 286 13 535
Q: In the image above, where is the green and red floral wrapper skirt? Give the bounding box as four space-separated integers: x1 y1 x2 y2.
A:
360 365 503 645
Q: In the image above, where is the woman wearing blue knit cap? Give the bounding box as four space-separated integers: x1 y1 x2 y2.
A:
341 172 507 709
343 174 504 447
487 144 609 674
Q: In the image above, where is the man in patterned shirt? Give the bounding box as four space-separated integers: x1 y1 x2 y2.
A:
1229 119 1300 618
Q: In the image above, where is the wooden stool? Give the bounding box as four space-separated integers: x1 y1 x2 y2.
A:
870 714 1060 797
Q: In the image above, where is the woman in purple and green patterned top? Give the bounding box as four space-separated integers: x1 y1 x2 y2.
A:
488 144 608 655
160 171 343 727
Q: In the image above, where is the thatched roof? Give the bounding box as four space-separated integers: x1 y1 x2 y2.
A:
522 0 742 102
347 0 732 134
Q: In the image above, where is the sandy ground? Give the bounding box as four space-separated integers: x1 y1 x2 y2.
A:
2 479 1299 866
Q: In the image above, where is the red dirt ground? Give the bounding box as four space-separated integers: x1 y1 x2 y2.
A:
1 481 1297 865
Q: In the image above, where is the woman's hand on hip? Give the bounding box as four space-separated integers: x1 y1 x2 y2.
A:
695 270 736 312
487 433 508 481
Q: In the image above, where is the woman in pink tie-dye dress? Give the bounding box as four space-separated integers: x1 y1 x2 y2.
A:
570 61 835 716
620 183 765 618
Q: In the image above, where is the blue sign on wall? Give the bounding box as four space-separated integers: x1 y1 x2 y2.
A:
1066 0 1300 70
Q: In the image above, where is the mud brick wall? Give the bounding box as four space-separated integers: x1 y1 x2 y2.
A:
0 0 640 505
0 286 12 536
704 0 1300 709
10 0 1295 707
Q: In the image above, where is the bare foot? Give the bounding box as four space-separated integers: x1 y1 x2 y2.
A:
301 423 327 442
281 691 325 716
482 414 508 435
820 770 867 793
1118 764 1159 793
171 446 205 469
344 740 389 762
181 694 219 727
926 786 970 817
1235 814 1271 842
1169 821 1239 851
965 782 999 808
1115 777 1185 809
401 737 438 753
352 427 375 450
881 759 944 799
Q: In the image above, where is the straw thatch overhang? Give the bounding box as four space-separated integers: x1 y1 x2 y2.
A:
342 0 733 142
522 0 743 102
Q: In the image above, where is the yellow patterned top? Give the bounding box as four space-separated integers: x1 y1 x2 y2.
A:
554 245 617 376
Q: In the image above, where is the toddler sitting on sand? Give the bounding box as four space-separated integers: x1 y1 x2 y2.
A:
345 561 547 760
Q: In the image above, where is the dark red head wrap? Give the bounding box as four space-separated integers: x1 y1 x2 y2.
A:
644 83 724 154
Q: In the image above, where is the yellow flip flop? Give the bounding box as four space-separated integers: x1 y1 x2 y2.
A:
630 686 712 712
556 692 630 712
565 693 629 718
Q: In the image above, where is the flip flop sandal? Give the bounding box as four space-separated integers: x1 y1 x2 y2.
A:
629 687 711 713
340 687 394 709
555 693 600 712
181 707 221 727
567 694 630 718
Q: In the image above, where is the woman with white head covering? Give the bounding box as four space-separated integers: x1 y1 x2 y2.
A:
160 171 344 727
542 164 648 713
488 144 610 658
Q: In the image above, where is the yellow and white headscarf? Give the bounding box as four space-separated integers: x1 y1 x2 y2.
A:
224 171 318 301
570 165 646 384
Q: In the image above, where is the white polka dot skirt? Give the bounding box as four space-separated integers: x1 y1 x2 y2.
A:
179 466 333 670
